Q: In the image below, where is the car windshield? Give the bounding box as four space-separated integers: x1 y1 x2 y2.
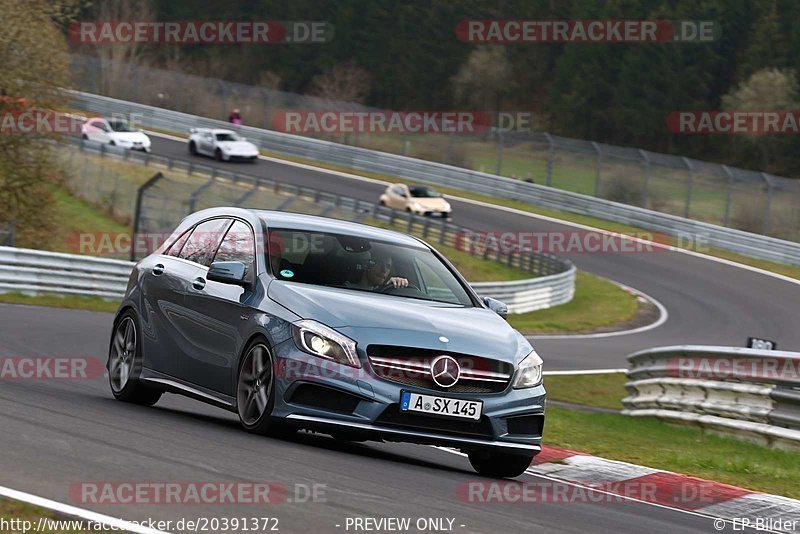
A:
106 119 136 132
216 132 241 141
409 186 441 198
268 229 473 306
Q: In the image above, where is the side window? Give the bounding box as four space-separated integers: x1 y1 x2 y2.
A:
167 228 192 257
392 185 404 196
179 218 231 267
213 220 255 277
415 256 457 302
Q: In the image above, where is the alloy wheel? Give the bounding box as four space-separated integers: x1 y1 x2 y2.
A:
237 343 274 426
109 317 136 393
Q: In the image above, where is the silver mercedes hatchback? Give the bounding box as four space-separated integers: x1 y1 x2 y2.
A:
109 207 545 478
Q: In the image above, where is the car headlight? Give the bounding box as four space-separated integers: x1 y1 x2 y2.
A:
513 350 543 388
442 202 452 211
412 202 423 211
291 320 360 368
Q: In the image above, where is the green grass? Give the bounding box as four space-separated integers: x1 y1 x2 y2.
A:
544 372 628 410
44 186 132 255
545 406 800 498
0 292 120 313
0 497 118 533
508 272 638 333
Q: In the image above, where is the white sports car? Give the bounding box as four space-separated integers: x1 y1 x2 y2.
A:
188 128 259 162
81 117 151 152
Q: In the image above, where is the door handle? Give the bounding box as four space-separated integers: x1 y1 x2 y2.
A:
152 263 165 276
192 277 206 291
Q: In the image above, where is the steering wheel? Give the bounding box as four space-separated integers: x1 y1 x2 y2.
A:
378 280 421 293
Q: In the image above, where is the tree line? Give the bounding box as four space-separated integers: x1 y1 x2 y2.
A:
63 0 800 177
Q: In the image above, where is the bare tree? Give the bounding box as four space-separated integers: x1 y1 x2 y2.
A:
310 61 371 104
451 45 513 117
88 0 155 98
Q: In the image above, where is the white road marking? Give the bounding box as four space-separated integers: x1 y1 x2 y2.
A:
0 485 171 534
530 280 669 340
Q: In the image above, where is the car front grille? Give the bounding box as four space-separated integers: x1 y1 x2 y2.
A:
366 345 513 394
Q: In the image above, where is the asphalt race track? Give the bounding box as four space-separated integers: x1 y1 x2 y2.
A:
0 137 797 532
0 303 759 533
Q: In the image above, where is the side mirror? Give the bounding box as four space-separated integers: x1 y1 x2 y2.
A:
208 261 247 285
483 297 508 320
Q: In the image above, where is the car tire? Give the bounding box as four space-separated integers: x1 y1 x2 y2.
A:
215 148 224 161
236 338 281 435
379 199 386 206
108 310 162 406
109 141 116 147
189 141 197 155
467 449 535 478
81 134 88 141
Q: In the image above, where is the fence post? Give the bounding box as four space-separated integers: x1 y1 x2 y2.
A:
445 131 456 165
639 149 650 207
682 157 694 219
592 141 602 197
131 172 166 261
495 131 504 176
722 165 734 227
544 133 555 186
762 173 774 236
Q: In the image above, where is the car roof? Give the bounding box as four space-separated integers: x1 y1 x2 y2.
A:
183 207 426 248
254 210 426 248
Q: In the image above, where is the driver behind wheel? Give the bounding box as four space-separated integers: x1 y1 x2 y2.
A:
350 245 408 290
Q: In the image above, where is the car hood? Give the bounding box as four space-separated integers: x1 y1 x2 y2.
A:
410 197 449 210
108 131 149 143
267 281 533 364
218 140 257 153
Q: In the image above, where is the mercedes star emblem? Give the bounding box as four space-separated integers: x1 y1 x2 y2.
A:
430 355 460 388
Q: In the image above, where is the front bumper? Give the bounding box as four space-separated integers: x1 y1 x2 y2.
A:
270 339 545 454
412 209 451 218
223 151 259 161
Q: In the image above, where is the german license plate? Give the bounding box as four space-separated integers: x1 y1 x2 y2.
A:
400 391 482 420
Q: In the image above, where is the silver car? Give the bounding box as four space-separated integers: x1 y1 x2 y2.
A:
108 208 545 478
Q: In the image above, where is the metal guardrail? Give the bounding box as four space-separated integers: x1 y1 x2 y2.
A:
0 246 131 299
69 90 800 267
0 243 575 314
471 268 575 315
622 345 800 450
